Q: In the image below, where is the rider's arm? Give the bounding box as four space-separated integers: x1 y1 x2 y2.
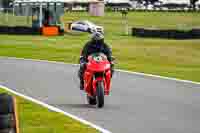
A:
80 41 90 63
104 43 112 62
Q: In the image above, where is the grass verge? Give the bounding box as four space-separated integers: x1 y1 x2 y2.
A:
0 87 99 133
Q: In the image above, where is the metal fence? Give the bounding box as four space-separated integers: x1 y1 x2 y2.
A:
0 8 32 27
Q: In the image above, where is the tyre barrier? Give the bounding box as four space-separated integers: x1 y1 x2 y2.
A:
132 28 200 39
0 26 40 35
0 93 19 133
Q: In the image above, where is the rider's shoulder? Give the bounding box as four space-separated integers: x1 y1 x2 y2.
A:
103 42 110 48
84 41 92 47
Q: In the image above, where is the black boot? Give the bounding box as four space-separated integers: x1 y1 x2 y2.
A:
111 63 115 78
78 60 87 90
78 67 84 90
80 78 84 90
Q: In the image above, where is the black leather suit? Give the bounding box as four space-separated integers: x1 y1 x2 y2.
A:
78 39 114 89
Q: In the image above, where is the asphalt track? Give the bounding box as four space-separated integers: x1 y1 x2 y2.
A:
0 57 200 133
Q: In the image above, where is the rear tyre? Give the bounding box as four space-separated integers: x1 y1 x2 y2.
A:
87 95 97 105
96 81 104 108
0 114 15 129
0 94 16 131
0 94 14 114
0 129 15 133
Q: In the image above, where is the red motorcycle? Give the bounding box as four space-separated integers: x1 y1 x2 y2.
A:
82 53 113 108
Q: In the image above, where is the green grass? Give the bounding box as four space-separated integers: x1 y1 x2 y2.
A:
0 88 99 133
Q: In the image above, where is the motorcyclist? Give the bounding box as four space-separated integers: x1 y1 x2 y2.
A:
78 31 114 90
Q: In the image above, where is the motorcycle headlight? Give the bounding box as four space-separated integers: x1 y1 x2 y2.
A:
93 56 103 62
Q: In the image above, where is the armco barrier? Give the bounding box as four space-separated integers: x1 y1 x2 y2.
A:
0 26 40 35
0 93 19 133
132 28 200 39
191 29 200 39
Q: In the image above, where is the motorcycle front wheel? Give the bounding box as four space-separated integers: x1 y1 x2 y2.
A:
96 81 104 108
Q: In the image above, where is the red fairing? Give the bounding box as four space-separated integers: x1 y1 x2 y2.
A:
83 53 112 97
87 56 111 72
92 77 103 94
84 71 93 96
105 70 111 95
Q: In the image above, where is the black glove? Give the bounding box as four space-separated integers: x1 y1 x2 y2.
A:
80 56 86 63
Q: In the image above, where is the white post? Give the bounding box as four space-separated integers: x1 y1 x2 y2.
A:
39 3 43 28
125 15 129 35
122 11 128 35
13 5 15 16
6 8 9 23
12 7 15 27
26 5 29 25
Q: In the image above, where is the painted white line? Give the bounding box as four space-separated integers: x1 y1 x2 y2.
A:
0 84 112 133
0 56 200 85
116 69 200 85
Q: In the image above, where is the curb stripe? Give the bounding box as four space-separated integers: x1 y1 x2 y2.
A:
0 85 112 133
14 97 20 133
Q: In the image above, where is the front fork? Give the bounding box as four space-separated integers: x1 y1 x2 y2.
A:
92 76 110 96
92 77 103 96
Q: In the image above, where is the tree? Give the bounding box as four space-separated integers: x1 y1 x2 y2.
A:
190 0 198 10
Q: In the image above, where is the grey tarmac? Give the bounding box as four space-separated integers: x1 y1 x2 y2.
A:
0 57 199 133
